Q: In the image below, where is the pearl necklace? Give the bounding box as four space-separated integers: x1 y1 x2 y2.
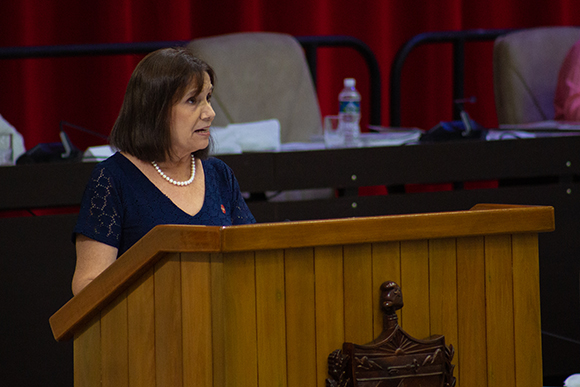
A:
151 154 196 186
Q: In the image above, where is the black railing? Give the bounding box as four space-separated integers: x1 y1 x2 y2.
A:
389 28 516 127
296 35 381 125
0 35 382 126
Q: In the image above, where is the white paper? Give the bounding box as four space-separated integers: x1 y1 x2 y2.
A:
0 114 26 164
211 119 281 155
83 145 115 162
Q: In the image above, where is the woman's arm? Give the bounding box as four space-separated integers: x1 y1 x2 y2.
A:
71 234 118 296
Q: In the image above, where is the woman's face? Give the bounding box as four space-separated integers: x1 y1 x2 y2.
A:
169 71 215 159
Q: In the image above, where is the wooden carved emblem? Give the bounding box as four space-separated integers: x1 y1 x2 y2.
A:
327 281 456 387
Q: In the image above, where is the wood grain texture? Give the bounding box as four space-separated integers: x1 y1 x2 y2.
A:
127 269 155 387
55 205 550 387
428 238 458 384
400 240 430 340
101 293 128 387
314 245 344 387
221 206 554 252
223 251 258 387
210 253 226 387
51 205 553 342
154 253 183 387
51 225 220 341
512 234 543 387
456 236 487 387
255 249 288 387
485 235 516 387
73 316 101 387
343 243 374 345
181 252 213 387
285 247 317 387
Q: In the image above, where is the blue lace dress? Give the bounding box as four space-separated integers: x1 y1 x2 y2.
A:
73 152 256 256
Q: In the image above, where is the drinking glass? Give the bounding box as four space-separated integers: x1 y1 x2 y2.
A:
323 115 344 148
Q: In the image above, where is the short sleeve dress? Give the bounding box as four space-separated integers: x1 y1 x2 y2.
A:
73 152 256 256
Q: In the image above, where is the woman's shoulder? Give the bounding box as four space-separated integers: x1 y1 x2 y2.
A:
87 152 138 184
202 156 231 173
202 157 238 190
92 152 132 173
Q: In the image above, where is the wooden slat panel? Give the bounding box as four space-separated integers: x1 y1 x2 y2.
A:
127 268 155 387
285 247 317 387
210 253 225 387
371 242 401 334
457 236 487 387
255 249 287 387
223 251 257 387
181 252 213 387
314 245 344 387
52 206 554 343
512 234 543 387
428 238 458 384
61 210 552 387
52 226 221 342
400 240 430 339
101 293 129 387
428 238 458 336
74 316 101 387
485 235 515 387
155 253 183 387
343 243 373 344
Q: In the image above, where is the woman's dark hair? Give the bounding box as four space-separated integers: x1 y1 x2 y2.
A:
109 47 215 162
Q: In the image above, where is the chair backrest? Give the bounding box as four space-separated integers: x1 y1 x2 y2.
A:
187 32 322 143
493 26 580 124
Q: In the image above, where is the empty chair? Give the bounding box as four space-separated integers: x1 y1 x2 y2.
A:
187 32 322 143
493 26 580 124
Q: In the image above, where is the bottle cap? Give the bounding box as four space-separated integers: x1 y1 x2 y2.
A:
344 78 355 87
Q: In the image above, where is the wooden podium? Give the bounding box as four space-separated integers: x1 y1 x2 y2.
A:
50 204 554 387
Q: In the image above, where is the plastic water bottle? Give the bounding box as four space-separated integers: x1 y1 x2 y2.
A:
338 78 361 146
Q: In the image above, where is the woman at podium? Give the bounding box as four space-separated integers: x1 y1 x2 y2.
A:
71 47 255 295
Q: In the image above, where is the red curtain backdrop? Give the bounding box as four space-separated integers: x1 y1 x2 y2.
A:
1 0 580 152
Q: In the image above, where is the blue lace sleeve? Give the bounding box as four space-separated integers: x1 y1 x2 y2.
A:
73 163 123 248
